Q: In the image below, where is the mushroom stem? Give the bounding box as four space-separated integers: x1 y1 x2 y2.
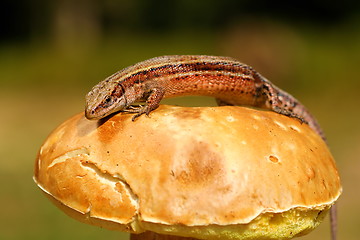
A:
130 232 198 240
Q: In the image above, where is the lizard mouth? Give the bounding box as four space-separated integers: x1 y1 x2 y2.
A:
85 100 127 120
85 108 102 120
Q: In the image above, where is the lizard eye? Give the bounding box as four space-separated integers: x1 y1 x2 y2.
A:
103 96 114 106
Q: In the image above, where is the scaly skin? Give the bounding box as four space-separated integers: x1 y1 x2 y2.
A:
85 55 336 239
85 55 325 138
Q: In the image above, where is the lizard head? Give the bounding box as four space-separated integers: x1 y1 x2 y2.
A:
85 80 127 120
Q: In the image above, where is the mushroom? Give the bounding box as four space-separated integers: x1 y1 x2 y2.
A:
34 105 341 240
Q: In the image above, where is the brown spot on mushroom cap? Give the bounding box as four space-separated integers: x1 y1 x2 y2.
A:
268 155 280 163
174 140 223 187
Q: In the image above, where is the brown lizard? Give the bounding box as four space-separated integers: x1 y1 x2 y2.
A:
85 55 336 239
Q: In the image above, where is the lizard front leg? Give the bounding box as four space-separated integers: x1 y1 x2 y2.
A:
125 87 165 121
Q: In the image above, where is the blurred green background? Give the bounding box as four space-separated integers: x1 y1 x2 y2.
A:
1 0 359 239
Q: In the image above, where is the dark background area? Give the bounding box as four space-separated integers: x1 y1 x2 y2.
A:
0 0 359 239
1 0 360 40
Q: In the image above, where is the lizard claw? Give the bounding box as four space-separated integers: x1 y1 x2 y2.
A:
131 106 152 121
131 111 147 121
122 104 144 112
119 104 149 121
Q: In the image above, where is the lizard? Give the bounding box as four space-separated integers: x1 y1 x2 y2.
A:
85 55 336 239
85 55 325 137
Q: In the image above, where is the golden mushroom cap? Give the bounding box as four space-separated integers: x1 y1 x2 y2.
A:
34 105 341 240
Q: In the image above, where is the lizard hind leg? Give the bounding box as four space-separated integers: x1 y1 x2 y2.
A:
271 99 308 124
262 83 308 124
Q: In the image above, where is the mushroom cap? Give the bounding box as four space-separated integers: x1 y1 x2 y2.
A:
34 105 341 239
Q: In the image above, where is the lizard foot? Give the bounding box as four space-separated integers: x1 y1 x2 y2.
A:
272 106 308 124
121 104 149 121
